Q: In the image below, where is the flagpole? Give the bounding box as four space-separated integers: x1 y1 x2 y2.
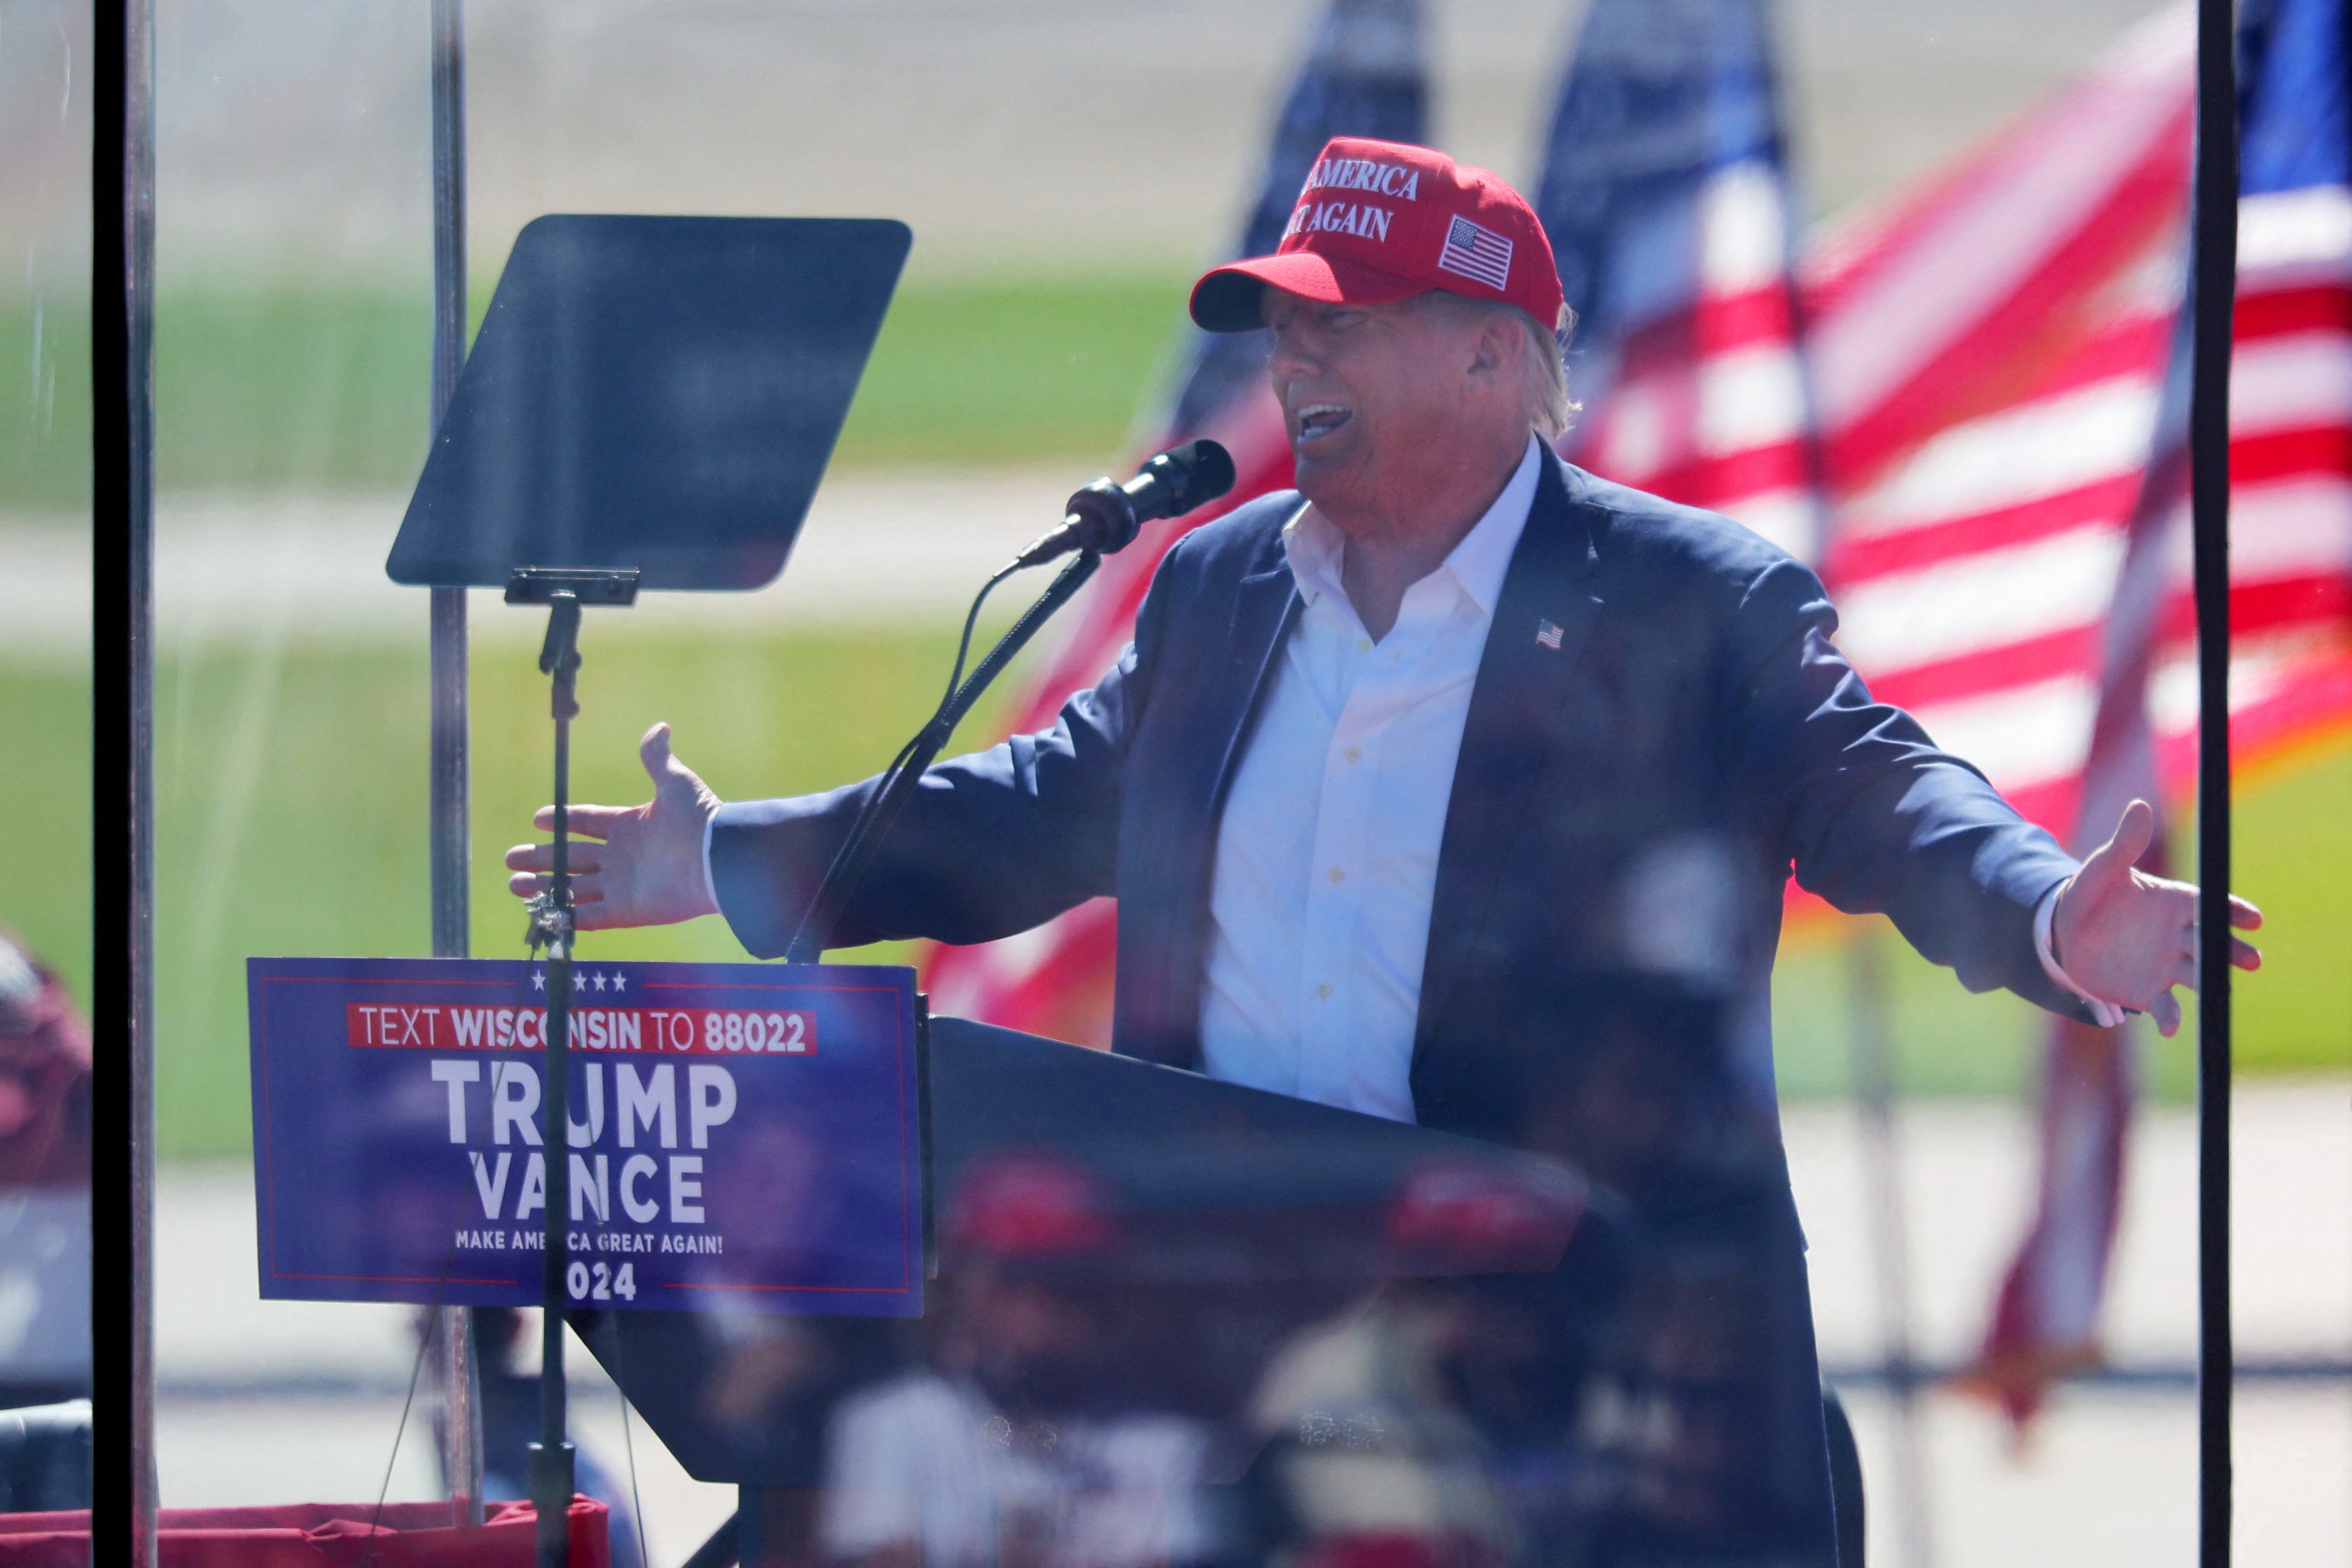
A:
2187 0 2238 1562
1845 927 1934 1568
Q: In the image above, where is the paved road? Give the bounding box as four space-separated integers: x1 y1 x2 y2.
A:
0 470 1077 662
8 0 2176 284
152 1082 2352 1564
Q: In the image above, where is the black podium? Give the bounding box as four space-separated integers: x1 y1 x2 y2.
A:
570 1014 1606 1563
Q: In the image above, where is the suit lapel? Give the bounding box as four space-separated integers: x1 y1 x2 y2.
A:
1145 519 1299 1066
1416 456 1604 1046
1210 542 1306 813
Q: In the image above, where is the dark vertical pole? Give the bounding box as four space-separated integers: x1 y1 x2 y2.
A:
428 4 469 945
2189 0 2239 1564
91 0 161 1554
91 0 161 1558
125 0 160 1534
1847 930 1933 1568
90 0 126 1543
427 0 483 1526
532 599 582 1567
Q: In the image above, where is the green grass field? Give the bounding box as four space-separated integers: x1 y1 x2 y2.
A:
0 272 1195 510
0 623 1020 1161
3 625 2347 1161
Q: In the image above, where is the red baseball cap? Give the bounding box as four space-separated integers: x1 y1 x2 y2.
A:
1191 136 1565 336
944 1152 1120 1260
1384 1159 1585 1277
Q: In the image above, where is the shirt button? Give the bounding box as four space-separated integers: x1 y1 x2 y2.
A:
1315 982 1332 999
1355 636 1371 654
1327 866 1346 884
1344 745 1362 765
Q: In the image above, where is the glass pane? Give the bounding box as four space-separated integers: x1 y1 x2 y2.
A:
124 2 2352 1564
146 0 447 1521
0 0 95 1510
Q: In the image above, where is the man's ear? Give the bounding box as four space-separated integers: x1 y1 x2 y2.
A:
1464 315 1518 397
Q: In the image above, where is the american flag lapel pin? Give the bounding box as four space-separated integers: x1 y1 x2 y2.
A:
1535 618 1565 651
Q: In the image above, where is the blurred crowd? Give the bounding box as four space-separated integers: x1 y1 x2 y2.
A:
576 975 1862 1568
0 931 93 1511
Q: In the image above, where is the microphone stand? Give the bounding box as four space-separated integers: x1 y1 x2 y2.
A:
509 567 638 1568
786 550 1101 964
786 442 1234 959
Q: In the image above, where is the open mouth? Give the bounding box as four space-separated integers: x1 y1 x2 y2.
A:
1294 403 1353 442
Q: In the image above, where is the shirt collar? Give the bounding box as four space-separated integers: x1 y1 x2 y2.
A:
1281 434 1545 621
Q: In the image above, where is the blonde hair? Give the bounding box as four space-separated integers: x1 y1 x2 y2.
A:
1416 291 1579 441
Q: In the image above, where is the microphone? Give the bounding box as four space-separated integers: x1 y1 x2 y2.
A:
1011 439 1237 569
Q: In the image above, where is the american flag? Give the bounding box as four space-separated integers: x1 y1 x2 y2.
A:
1438 216 1515 293
1541 0 2352 1423
1808 12 2195 845
917 0 1428 1047
1888 0 2352 1423
1534 0 1822 564
1802 1 2352 825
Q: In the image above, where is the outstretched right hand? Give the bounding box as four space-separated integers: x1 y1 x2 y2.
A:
505 722 722 931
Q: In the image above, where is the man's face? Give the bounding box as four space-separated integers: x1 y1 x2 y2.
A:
1262 287 1495 519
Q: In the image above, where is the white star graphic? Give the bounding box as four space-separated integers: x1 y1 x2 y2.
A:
610 973 627 992
591 971 607 992
531 969 546 991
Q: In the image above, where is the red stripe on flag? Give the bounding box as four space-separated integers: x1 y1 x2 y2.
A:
2234 283 2352 340
1829 474 2146 583
1615 286 1802 367
2231 424 2352 486
1815 106 2190 491
1632 440 1815 511
1867 626 2104 712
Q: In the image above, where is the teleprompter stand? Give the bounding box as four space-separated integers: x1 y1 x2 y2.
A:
387 214 915 1568
510 566 638 1568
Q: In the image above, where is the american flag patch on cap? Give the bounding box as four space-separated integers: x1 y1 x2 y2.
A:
1536 618 1565 650
1438 215 1513 292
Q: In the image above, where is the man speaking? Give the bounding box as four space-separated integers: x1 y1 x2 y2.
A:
509 138 2259 1557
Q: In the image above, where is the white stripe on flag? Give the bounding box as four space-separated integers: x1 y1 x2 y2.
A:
1588 379 1676 483
1836 526 2126 673
1719 489 1820 560
1699 161 1792 293
1697 343 1810 456
2161 478 2352 580
2240 185 2352 275
1909 675 2097 795
2231 332 2352 433
1840 376 2160 540
1806 8 2191 431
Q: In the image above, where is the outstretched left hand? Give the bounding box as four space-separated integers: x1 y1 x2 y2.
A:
2051 798 2264 1036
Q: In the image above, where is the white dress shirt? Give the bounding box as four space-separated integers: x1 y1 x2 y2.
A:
1197 437 1546 1121
2037 888 2125 1027
1191 434 2118 1125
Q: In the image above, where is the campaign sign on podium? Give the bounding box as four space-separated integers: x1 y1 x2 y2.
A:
245 957 922 1318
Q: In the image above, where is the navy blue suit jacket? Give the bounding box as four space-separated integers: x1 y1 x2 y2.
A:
711 451 2089 1142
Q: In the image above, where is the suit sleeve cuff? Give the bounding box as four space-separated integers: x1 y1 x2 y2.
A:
701 808 721 920
2035 880 2128 1028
